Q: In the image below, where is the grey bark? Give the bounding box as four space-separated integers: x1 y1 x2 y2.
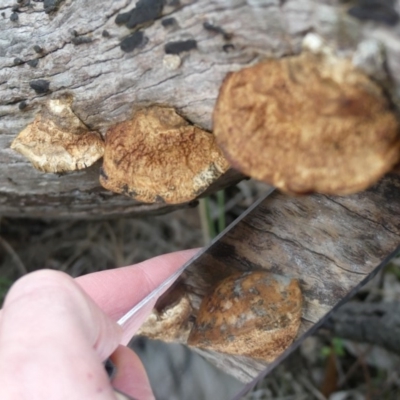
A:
330 302 400 355
1 0 400 217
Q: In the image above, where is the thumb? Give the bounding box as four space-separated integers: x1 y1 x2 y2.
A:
0 270 122 400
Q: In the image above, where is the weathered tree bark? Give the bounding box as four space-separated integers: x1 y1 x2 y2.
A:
1 0 400 217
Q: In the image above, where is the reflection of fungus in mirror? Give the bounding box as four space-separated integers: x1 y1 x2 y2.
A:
214 47 400 195
188 271 302 361
11 98 104 173
138 293 193 343
100 106 230 204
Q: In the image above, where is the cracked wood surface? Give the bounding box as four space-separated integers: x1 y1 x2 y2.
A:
174 174 400 383
1 0 400 217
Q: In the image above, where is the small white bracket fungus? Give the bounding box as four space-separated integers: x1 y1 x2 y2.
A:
100 106 230 204
163 54 181 70
11 98 104 173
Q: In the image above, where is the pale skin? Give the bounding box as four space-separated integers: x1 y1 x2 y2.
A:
0 249 198 400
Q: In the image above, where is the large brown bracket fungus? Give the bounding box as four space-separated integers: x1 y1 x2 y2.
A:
11 97 104 173
100 106 230 204
213 35 400 195
187 271 302 361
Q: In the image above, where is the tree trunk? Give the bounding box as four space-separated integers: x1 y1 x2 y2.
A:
1 0 400 217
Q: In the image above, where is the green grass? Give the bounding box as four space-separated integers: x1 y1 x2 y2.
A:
320 337 346 358
199 190 226 244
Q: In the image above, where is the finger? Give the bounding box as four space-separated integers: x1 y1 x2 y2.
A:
0 270 121 400
76 249 200 321
77 248 200 344
110 345 154 400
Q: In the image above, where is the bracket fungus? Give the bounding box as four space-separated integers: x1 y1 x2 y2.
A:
100 106 230 204
11 98 104 173
213 44 400 195
187 271 302 362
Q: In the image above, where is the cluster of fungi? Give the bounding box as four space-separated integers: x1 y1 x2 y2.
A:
10 35 400 362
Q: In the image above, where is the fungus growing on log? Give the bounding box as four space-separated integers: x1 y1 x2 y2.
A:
33 45 43 53
120 31 145 53
11 98 104 173
100 106 230 204
29 79 50 94
115 0 164 29
187 271 302 361
27 59 39 68
213 43 400 195
10 12 18 22
43 0 65 14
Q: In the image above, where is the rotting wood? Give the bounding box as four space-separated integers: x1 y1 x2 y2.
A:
144 174 400 383
1 0 400 217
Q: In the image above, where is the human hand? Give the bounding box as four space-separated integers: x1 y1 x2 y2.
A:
0 249 198 400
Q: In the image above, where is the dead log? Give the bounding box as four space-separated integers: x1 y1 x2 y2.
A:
1 0 400 217
329 302 400 355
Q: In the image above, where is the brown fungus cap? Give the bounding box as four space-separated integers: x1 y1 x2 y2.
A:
11 98 104 173
213 51 400 195
187 271 302 361
100 106 230 204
